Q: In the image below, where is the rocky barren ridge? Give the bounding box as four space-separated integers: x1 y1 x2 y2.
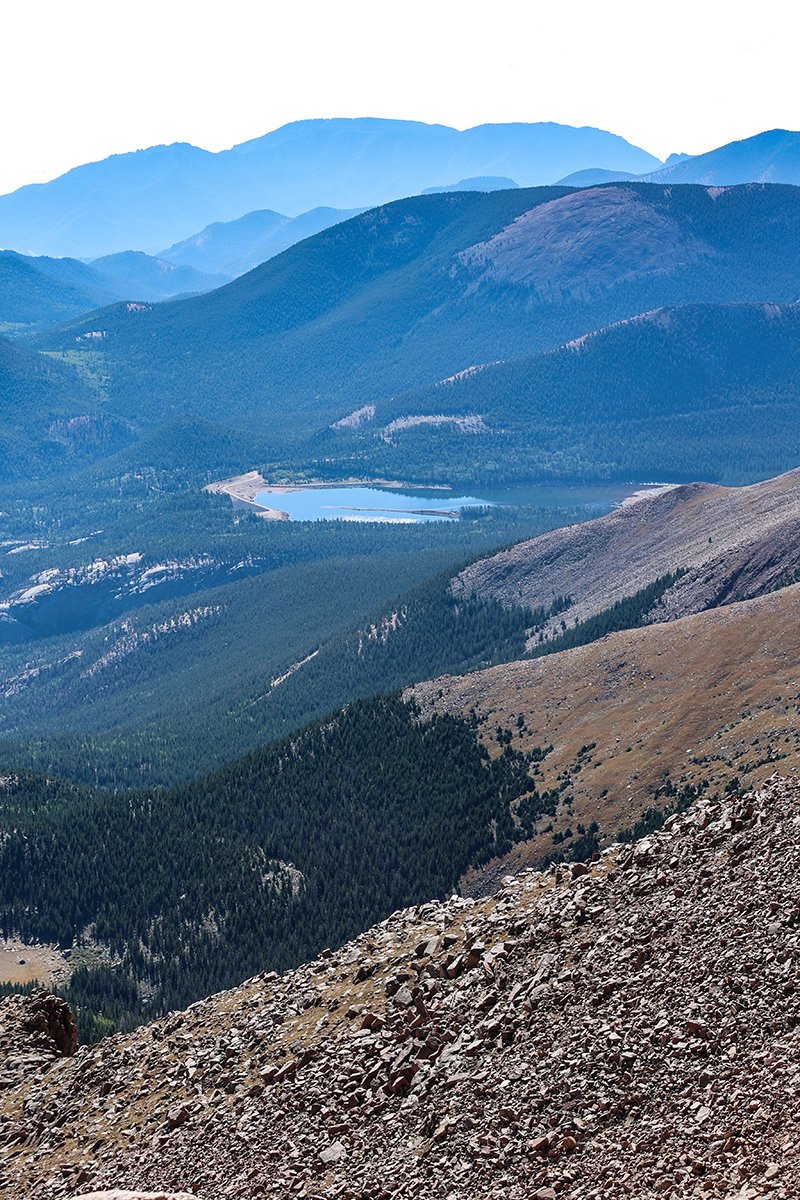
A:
2 777 800 1199
458 187 716 298
455 469 800 631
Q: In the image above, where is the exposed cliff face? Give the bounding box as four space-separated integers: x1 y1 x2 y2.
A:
454 469 800 631
22 994 78 1059
0 990 76 1105
0 552 263 641
2 778 800 1200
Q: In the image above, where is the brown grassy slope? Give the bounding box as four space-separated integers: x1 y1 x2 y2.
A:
411 584 800 882
3 779 800 1200
454 468 800 634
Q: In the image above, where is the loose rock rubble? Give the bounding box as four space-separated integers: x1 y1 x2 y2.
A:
2 776 800 1200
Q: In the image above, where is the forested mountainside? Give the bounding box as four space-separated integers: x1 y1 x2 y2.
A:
3 777 800 1200
0 118 661 257
0 695 535 1035
454 467 800 625
0 251 115 331
4 582 799 1039
0 249 224 334
28 183 800 490
160 205 366 277
3 131 800 1092
2 467 798 793
0 502 581 788
322 302 800 484
0 335 133 479
2 473 799 1033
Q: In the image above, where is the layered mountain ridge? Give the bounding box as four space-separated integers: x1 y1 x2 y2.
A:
158 206 366 278
30 183 800 489
0 248 225 333
1 470 799 1036
0 119 662 258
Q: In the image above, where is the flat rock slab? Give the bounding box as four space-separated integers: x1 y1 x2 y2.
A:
72 1191 198 1200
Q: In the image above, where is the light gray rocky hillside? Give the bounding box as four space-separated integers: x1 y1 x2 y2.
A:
454 468 800 630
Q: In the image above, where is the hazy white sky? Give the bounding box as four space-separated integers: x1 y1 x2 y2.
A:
2 0 797 193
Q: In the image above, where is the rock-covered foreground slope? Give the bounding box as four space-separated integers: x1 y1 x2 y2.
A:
455 468 800 628
3 778 800 1199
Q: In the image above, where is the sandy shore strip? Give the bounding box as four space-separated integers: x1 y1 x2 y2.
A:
204 472 289 520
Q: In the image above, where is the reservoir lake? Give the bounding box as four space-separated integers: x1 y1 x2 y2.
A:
254 482 657 523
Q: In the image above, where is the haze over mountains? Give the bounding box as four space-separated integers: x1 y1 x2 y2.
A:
159 205 366 278
558 129 800 187
0 248 226 332
1 122 798 267
0 118 663 258
645 128 800 185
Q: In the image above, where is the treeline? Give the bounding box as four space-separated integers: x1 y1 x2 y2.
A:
528 571 687 659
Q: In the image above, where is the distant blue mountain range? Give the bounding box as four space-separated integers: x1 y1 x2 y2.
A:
422 176 519 194
0 118 662 258
160 207 367 278
2 122 798 266
557 129 800 188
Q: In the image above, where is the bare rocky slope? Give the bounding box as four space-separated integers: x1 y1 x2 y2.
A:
412 584 800 882
1 777 799 1199
454 469 800 632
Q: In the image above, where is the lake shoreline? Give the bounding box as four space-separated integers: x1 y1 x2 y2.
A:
206 471 671 523
205 472 455 520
